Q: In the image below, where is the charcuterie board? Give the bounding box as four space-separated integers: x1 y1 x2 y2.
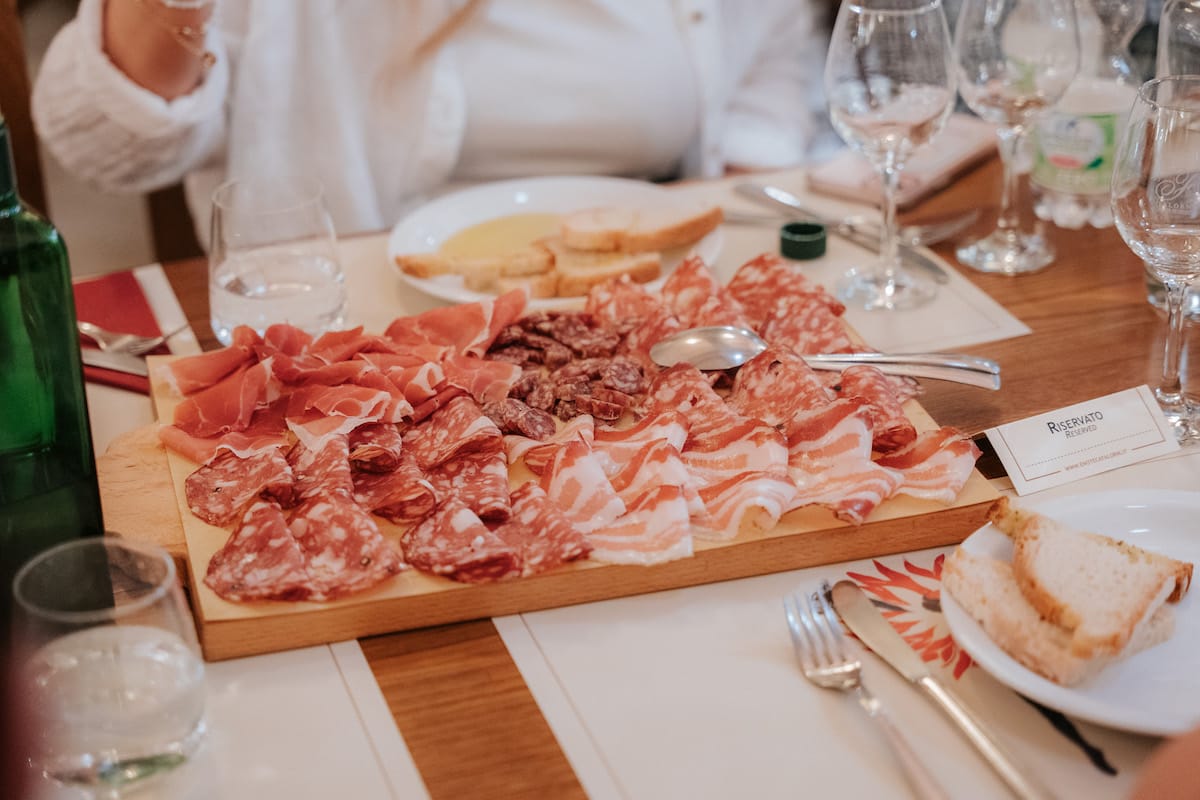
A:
134 357 998 662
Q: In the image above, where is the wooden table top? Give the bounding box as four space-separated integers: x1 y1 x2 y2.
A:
159 157 1191 799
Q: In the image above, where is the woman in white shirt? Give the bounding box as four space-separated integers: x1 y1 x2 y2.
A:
33 0 832 241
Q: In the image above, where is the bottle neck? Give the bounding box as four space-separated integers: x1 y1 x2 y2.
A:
0 121 20 212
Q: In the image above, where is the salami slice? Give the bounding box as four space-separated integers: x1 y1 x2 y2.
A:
185 447 295 527
427 448 511 521
288 491 405 600
725 253 845 327
493 482 592 575
727 345 835 428
204 499 312 602
348 421 405 473
289 433 354 500
760 300 853 356
403 395 503 469
402 498 521 583
353 449 437 523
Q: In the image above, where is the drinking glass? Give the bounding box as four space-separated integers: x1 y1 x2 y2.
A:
823 0 957 311
209 174 348 346
953 0 1080 274
12 537 206 791
1111 75 1200 443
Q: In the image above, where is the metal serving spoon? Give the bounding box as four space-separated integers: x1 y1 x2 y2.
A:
649 326 1001 390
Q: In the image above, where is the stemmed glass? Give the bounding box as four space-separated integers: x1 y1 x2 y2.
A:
824 0 957 311
1111 75 1200 443
953 0 1079 274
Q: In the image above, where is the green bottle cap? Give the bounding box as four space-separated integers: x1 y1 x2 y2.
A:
780 222 826 260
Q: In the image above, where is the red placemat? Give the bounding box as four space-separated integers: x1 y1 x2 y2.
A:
74 270 169 394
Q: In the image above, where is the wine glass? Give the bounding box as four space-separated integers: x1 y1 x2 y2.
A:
953 0 1079 274
824 0 957 311
1111 75 1200 443
209 174 348 346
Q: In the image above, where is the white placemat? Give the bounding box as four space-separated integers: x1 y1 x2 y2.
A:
495 453 1200 800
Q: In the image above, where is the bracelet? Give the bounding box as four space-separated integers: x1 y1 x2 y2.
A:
130 0 217 72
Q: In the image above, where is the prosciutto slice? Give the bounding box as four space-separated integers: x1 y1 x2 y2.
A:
441 354 522 404
875 427 981 503
402 498 521 583
204 499 311 602
161 325 262 396
385 289 527 357
172 359 274 438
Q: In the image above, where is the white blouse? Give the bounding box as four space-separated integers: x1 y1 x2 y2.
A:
32 0 829 242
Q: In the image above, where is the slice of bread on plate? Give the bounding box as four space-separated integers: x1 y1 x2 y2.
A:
987 497 1193 658
539 236 662 297
395 245 554 282
560 204 723 254
942 548 1175 686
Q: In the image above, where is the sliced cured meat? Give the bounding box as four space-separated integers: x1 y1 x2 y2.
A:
644 364 730 432
260 323 313 357
441 353 522 404
185 447 295 527
161 325 262 396
409 386 468 424
287 383 401 426
836 366 917 453
621 304 684 362
493 482 592 576
760 299 853 356
357 352 448 406
659 255 749 329
403 395 503 469
270 353 373 387
288 491 404 600
606 438 704 517
506 413 595 474
875 427 980 503
584 274 666 326
402 498 521 583
539 438 625 533
427 448 511 521
289 433 353 500
307 327 401 363
728 345 835 428
483 398 557 440
385 289 526 357
172 359 273 438
692 470 797 541
592 409 688 465
348 422 405 473
353 450 437 523
785 399 904 524
204 499 311 602
682 417 789 484
726 253 844 327
586 485 693 565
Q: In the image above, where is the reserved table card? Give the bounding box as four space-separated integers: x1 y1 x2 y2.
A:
985 385 1181 495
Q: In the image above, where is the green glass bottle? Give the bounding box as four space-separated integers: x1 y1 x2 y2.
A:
0 111 104 636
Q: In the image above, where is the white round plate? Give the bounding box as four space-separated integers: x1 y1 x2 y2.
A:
387 176 723 309
941 489 1200 737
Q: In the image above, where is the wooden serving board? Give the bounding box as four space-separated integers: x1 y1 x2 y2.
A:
131 357 999 662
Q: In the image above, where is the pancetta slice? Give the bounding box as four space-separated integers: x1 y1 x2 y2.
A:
185 448 295 527
204 499 311 602
492 482 592 576
403 395 503 470
836 366 918 453
692 470 798 541
506 414 595 475
591 409 689 466
586 485 693 566
682 417 789 485
539 439 625 533
875 427 981 503
402 498 521 583
288 491 405 600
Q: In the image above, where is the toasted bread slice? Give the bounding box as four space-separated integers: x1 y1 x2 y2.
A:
942 548 1175 686
395 245 553 282
560 204 723 254
540 236 661 297
985 497 1194 658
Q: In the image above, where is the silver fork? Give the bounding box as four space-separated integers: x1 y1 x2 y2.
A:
784 583 950 800
78 321 188 356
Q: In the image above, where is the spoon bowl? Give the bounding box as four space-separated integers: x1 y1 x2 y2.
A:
649 326 1001 390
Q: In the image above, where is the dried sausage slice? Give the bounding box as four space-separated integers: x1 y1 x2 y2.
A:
186 448 295 527
288 491 405 600
204 499 311 602
402 498 521 583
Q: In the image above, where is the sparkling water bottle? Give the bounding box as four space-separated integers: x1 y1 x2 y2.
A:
0 110 104 638
1031 0 1145 229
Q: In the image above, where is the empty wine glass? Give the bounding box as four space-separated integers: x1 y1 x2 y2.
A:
1111 75 1200 443
953 0 1080 274
824 0 957 311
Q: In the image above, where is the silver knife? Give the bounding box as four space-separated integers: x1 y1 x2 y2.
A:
828 580 1056 800
80 348 149 377
733 183 952 285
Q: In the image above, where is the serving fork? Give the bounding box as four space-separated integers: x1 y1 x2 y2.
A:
783 583 949 800
78 321 188 356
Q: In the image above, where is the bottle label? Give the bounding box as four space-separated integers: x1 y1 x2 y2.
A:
1032 110 1120 195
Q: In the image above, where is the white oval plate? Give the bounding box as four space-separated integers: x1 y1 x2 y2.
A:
941 489 1200 737
387 176 723 309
